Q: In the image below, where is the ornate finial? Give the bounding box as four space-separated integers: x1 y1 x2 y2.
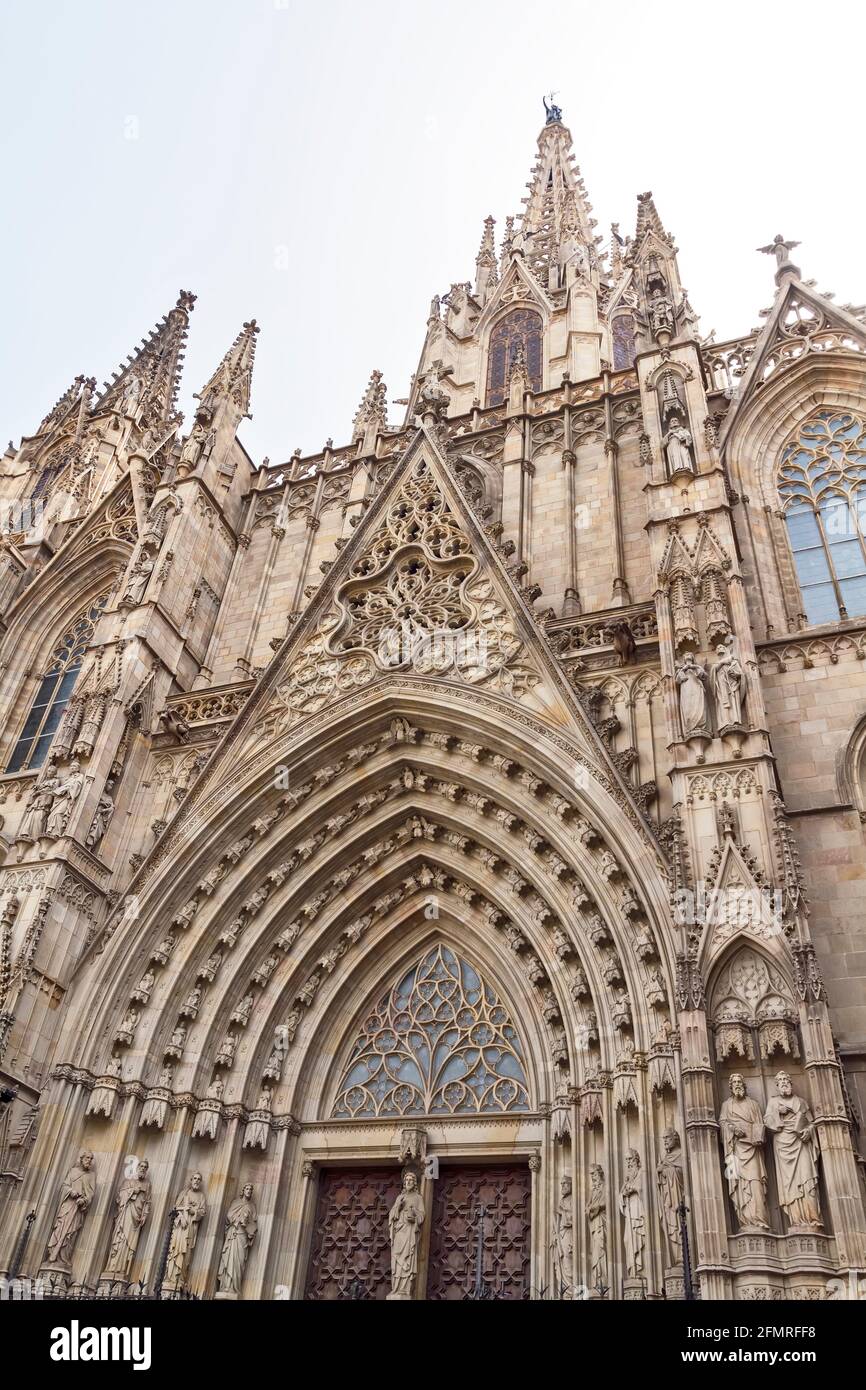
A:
757 234 801 283
543 92 563 125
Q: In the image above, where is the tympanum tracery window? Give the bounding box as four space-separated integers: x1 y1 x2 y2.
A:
485 309 543 407
332 944 530 1118
778 410 866 625
6 594 108 772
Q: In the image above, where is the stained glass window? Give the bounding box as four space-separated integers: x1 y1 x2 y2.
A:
778 411 866 625
485 309 543 407
6 594 109 772
612 313 637 370
332 944 530 1118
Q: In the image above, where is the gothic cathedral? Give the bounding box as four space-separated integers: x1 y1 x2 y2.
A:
1 101 865 1302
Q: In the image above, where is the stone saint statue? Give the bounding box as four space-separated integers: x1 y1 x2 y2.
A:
619 1149 645 1279
86 1053 123 1117
552 1175 574 1293
164 1171 207 1291
661 414 695 478
387 1171 425 1300
763 1071 822 1229
216 1183 258 1299
676 652 709 736
712 640 744 729
86 794 114 850
104 1160 152 1281
44 1150 96 1268
656 1128 685 1266
719 1073 769 1231
45 760 85 838
587 1164 608 1292
18 775 59 842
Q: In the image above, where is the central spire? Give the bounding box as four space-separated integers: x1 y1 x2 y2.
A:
512 102 599 292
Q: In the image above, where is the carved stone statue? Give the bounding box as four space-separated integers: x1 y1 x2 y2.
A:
243 1087 273 1151
18 775 59 842
619 1149 645 1279
719 1073 769 1231
45 760 85 838
216 1183 258 1299
588 1164 608 1292
661 413 695 478
763 1071 822 1229
552 1174 574 1294
86 1053 123 1117
387 1170 425 1300
712 639 744 729
164 1171 207 1291
191 1074 225 1141
656 1128 685 1266
103 1160 152 1282
86 794 114 850
676 652 710 737
121 553 155 608
44 1150 96 1269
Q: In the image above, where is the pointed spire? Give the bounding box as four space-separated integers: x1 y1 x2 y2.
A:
352 368 388 450
196 318 260 418
35 375 87 437
513 114 598 290
97 290 196 430
474 216 498 302
633 191 675 251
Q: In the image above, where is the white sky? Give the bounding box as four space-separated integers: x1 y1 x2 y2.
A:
0 0 862 465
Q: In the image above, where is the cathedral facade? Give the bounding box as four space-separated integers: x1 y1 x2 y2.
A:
1 102 865 1301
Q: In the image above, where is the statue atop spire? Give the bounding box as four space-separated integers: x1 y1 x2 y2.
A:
543 92 563 125
757 234 801 284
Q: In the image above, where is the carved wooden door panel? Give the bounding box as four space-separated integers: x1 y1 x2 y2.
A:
305 1168 402 1300
426 1164 531 1300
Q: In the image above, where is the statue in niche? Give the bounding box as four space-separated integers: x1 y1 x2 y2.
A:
164 1171 207 1291
121 552 155 607
763 1071 822 1230
182 983 203 1018
18 774 59 842
649 287 675 336
619 1149 645 1279
45 760 85 838
44 1150 96 1269
116 1006 140 1043
656 1128 685 1266
552 1175 574 1294
588 1164 608 1292
387 1170 425 1300
711 637 745 729
661 412 695 478
86 794 114 850
178 414 214 473
117 371 144 417
86 1053 122 1117
132 968 155 1002
676 652 710 737
191 1075 224 1141
104 1159 152 1281
719 1072 769 1231
216 1183 258 1299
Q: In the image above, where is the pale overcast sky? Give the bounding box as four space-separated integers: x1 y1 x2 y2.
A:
0 1 862 465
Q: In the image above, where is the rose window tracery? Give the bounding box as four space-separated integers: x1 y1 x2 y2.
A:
332 944 530 1118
